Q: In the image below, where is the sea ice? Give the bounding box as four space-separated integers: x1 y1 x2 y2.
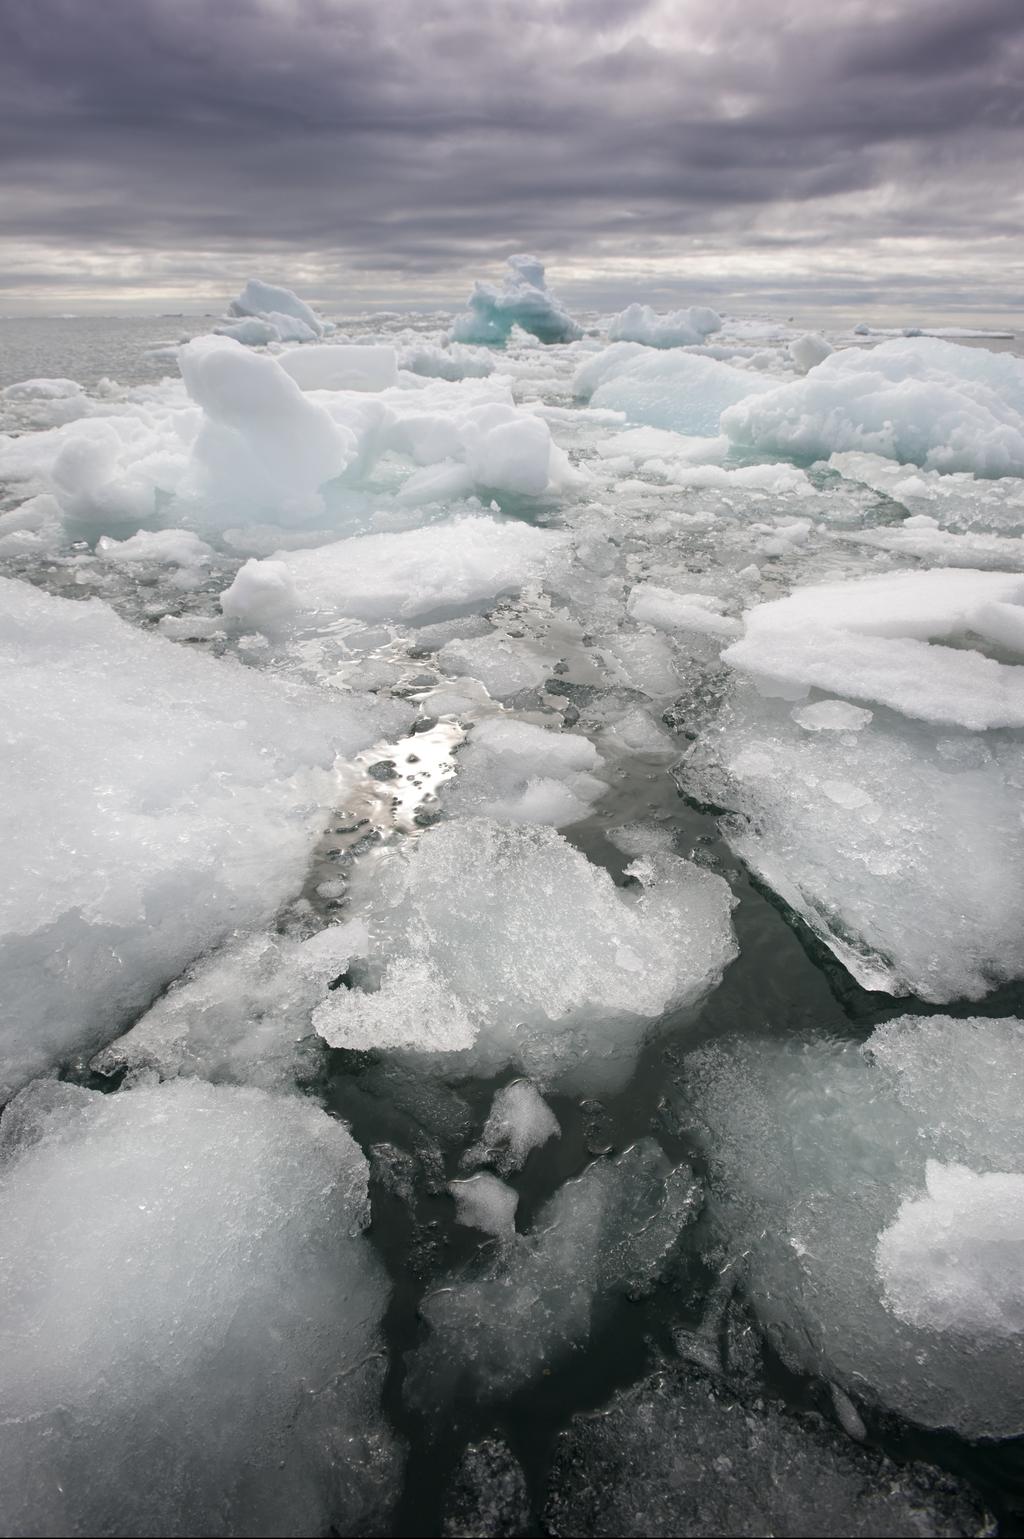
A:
723 336 1024 477
544 1363 989 1538
313 818 737 1090
463 1079 560 1175
450 254 582 346
442 715 605 824
0 1077 398 1537
788 332 833 372
449 1172 519 1240
227 276 326 338
220 515 567 628
406 1141 700 1406
0 576 399 1098
581 348 774 435
679 1013 1024 1436
279 343 399 393
608 303 722 349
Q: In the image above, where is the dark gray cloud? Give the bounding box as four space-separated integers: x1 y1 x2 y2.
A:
0 0 1020 311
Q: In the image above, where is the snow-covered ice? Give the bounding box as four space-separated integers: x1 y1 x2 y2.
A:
608 303 722 349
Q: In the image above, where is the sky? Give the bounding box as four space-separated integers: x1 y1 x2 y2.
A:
1 0 1022 321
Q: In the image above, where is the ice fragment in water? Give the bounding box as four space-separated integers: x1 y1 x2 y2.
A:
464 1079 561 1175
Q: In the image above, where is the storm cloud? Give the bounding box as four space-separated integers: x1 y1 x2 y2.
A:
0 0 1021 314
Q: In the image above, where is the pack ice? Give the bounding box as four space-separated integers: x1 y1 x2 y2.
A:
683 567 1024 999
608 303 722 349
313 818 737 1091
680 1013 1024 1438
0 1077 398 1537
0 577 397 1097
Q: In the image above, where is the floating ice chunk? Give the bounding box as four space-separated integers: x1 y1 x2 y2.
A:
573 341 649 401
724 568 1024 730
179 335 355 520
681 675 1024 1000
279 343 399 393
96 527 214 566
406 1141 700 1406
792 699 873 732
0 1077 398 1537
0 577 396 1098
3 376 84 401
313 819 737 1090
228 276 325 337
680 1015 1024 1436
628 583 742 638
92 920 369 1092
399 340 496 380
877 1161 1024 1340
449 1172 519 1240
828 450 1024 534
437 633 554 699
464 1079 560 1175
789 332 833 372
585 348 775 436
544 1363 989 1538
220 516 567 628
443 715 605 824
724 337 1024 477
844 523 1024 572
606 823 676 856
450 254 582 345
443 1438 529 1539
608 303 722 349
213 315 279 346
220 556 300 624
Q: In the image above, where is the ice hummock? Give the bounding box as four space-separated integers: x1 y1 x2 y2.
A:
577 346 775 435
544 1362 989 1538
0 1077 399 1537
608 303 722 349
678 1013 1024 1437
450 254 583 346
0 576 400 1097
313 818 738 1090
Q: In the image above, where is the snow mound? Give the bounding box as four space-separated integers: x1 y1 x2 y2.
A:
450 254 582 346
313 818 737 1090
723 336 1024 477
220 515 567 629
680 1014 1024 1437
0 1077 398 1537
0 577 394 1098
608 303 722 349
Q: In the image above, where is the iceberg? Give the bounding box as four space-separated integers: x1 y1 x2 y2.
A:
450 253 582 345
225 276 326 341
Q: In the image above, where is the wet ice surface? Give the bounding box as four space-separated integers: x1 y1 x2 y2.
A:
1 297 1023 1535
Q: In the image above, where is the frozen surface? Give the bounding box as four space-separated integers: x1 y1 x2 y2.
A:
406 1141 700 1406
442 1438 529 1539
723 337 1024 476
221 516 567 628
608 303 722 349
544 1363 989 1538
0 577 393 1097
680 1013 1024 1437
313 818 737 1090
442 716 605 824
0 1077 398 1537
451 254 582 345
